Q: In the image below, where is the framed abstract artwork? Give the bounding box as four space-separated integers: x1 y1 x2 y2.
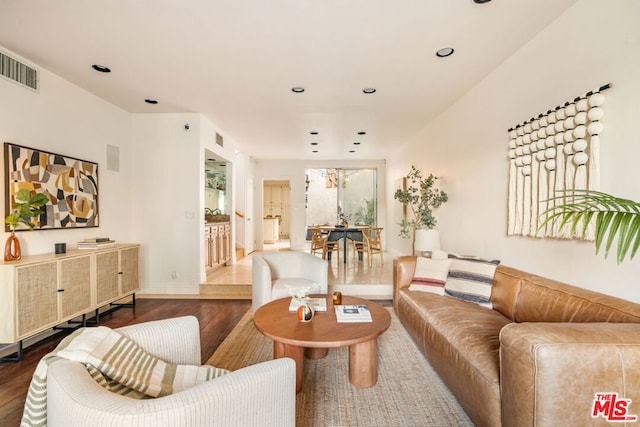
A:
4 142 99 230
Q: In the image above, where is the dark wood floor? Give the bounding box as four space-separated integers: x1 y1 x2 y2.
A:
0 298 251 427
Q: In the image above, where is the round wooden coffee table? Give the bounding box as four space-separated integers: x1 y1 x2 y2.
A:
253 295 391 393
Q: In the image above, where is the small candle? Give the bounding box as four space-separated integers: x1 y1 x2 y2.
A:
332 291 342 305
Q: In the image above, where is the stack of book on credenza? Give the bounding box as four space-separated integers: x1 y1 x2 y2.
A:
77 238 117 250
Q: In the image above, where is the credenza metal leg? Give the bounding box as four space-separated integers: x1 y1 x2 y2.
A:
0 340 23 362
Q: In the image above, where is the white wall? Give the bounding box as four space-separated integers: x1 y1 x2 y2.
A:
254 159 386 251
386 0 640 301
131 113 242 294
233 149 253 251
0 47 133 255
0 45 253 296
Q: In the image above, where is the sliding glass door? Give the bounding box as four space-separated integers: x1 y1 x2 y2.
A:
305 168 377 227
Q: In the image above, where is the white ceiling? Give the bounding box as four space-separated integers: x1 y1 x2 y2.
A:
0 0 578 160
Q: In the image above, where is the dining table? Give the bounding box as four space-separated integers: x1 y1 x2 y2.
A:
318 225 369 264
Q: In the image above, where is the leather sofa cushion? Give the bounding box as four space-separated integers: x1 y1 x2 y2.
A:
399 289 511 384
492 266 640 323
398 289 511 426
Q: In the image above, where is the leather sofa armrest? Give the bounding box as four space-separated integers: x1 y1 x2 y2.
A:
393 256 417 314
500 322 640 427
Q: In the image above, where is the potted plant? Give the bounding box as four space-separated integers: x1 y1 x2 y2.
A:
4 188 49 261
541 189 640 264
394 165 448 254
352 198 376 226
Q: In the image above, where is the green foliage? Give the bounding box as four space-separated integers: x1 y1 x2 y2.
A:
352 198 376 225
4 189 49 230
540 190 640 264
394 165 448 240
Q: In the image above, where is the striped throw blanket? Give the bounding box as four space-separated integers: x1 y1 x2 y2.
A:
21 326 229 427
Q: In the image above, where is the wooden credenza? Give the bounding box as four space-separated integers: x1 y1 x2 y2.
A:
205 222 231 272
0 244 140 355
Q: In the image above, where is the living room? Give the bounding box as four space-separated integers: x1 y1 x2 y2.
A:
1 0 639 425
1 0 637 301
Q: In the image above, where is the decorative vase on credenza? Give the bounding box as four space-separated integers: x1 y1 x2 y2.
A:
4 188 49 262
4 231 21 261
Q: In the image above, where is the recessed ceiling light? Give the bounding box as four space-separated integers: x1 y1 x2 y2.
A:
349 150 356 153
354 142 361 145
144 99 158 104
291 87 305 93
362 88 376 94
92 64 111 73
311 142 318 146
357 131 366 135
312 150 318 153
474 0 492 3
436 47 455 58
310 131 318 135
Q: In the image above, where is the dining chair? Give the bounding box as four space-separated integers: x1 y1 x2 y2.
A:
348 225 371 258
309 227 325 257
323 230 340 262
310 227 339 261
354 227 383 266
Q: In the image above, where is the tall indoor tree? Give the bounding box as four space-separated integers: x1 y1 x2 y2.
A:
394 165 448 254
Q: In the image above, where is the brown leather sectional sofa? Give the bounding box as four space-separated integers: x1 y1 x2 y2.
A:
393 256 640 427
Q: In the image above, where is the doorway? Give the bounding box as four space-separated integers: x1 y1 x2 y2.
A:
263 180 291 248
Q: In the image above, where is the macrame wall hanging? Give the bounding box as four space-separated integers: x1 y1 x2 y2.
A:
507 83 611 240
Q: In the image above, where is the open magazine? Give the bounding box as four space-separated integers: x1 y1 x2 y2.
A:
334 305 372 323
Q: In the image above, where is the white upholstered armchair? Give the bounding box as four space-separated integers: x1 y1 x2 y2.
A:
45 316 296 427
252 251 328 313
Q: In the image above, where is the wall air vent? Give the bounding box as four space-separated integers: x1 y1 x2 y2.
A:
216 133 224 147
0 50 39 91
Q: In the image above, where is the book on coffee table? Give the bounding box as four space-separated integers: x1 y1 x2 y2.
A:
288 297 328 312
334 305 372 323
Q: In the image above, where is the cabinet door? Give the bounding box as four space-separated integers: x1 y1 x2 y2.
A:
96 251 120 305
120 247 139 295
264 185 273 206
222 224 231 262
215 225 225 266
271 185 282 205
280 185 290 207
205 226 212 268
16 262 58 338
210 226 220 266
59 256 92 319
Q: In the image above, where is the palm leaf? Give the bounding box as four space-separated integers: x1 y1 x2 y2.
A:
540 190 640 263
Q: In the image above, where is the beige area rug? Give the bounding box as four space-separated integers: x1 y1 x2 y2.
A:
206 309 473 427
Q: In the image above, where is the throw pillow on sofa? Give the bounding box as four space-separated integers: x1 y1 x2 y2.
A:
444 253 500 308
408 257 452 295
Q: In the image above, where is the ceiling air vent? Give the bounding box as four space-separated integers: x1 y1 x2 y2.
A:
216 133 223 147
0 50 39 91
